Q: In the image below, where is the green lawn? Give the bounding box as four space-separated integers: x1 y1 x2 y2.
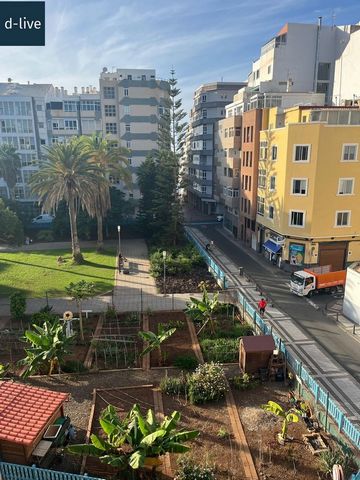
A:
0 248 116 297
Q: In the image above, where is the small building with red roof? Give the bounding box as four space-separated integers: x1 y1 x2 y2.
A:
0 381 69 465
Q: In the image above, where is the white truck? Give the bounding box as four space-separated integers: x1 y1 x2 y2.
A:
290 265 346 297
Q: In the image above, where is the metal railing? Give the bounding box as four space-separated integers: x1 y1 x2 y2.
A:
185 229 227 288
0 462 104 480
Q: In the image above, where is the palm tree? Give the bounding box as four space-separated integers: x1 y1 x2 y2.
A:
0 144 21 199
80 134 131 251
29 140 104 263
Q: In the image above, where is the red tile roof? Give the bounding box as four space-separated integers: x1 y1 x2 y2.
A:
0 381 69 446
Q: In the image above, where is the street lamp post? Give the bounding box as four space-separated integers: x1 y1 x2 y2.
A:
162 250 167 296
117 225 121 255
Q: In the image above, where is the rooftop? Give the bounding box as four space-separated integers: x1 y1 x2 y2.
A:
241 335 275 353
0 381 68 446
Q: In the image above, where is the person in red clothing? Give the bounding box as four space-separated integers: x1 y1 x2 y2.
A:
258 298 267 316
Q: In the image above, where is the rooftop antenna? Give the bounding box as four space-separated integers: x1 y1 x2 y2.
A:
221 76 224 82
332 10 336 27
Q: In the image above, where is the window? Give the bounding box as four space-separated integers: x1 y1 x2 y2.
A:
292 179 308 195
17 119 33 133
36 104 43 111
105 105 116 116
38 122 44 129
127 75 132 80
127 158 132 165
229 127 234 137
257 196 264 216
19 137 35 150
202 109 207 119
271 145 277 160
103 86 115 99
338 178 354 195
202 94 207 102
317 62 331 81
141 75 146 80
270 176 276 191
294 145 310 162
258 169 266 188
202 141 207 150
124 88 129 96
81 100 100 111
268 205 274 219
289 211 305 227
342 144 358 162
81 119 96 131
105 123 117 134
125 124 131 132
203 125 207 134
40 139 46 145
201 186 207 194
224 128 228 138
124 105 130 115
63 101 78 112
202 171 207 180
1 119 16 133
126 140 131 148
336 211 351 227
260 141 268 159
223 167 227 176
64 120 77 130
235 127 241 136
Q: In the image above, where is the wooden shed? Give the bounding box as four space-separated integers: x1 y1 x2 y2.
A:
239 335 275 374
0 381 68 465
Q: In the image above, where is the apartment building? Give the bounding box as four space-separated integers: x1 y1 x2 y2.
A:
0 82 54 203
186 81 245 214
99 68 169 200
47 86 101 145
214 115 242 236
256 105 360 271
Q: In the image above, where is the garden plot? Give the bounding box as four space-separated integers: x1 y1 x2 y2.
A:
90 312 142 369
233 383 321 480
147 311 198 368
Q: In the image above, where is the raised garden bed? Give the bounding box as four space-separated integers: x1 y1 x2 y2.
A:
232 382 321 480
155 268 219 294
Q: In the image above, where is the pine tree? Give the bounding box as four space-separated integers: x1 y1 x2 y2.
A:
152 70 187 245
137 154 158 238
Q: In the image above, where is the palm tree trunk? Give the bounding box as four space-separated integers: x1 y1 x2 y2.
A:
78 302 84 342
68 195 83 264
96 212 104 251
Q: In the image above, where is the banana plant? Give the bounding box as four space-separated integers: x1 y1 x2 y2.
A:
261 400 299 445
67 404 199 473
184 283 220 335
138 326 176 366
20 319 74 377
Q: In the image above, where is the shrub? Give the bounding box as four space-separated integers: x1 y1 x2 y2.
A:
10 292 26 322
200 338 239 363
319 448 355 478
230 373 259 390
175 455 216 480
149 245 205 278
105 305 117 320
188 362 227 404
160 375 187 396
62 360 88 373
173 355 199 371
215 323 253 338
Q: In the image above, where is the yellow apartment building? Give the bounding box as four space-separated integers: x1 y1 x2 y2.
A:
256 106 360 271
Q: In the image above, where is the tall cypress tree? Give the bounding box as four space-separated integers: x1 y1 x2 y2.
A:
152 70 187 245
137 154 158 238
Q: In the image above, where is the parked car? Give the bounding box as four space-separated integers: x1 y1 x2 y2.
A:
31 214 55 224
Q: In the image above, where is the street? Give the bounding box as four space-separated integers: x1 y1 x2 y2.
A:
201 225 360 382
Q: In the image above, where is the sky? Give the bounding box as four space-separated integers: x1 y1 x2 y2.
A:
1 0 359 112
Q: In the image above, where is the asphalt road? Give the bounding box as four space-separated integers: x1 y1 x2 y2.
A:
201 225 360 382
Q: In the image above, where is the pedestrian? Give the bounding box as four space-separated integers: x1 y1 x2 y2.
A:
258 297 267 316
118 253 123 271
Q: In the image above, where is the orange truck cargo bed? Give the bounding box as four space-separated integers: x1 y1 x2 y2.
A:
304 269 346 289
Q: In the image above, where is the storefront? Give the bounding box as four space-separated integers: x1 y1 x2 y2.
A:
263 239 282 265
289 243 305 266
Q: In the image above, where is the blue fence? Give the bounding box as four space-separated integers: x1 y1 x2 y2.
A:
0 462 104 480
185 229 227 288
235 289 360 450
351 471 360 480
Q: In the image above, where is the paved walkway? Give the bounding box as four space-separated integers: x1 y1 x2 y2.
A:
186 226 360 441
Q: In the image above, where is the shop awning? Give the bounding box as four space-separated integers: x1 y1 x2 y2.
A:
263 239 282 254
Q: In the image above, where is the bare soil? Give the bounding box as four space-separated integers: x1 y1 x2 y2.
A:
162 394 245 479
148 311 197 368
232 383 322 480
155 267 219 294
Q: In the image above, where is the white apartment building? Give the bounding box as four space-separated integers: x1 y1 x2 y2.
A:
99 68 169 200
0 82 54 202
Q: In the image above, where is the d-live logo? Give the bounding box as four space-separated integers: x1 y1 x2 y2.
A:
0 1 45 46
